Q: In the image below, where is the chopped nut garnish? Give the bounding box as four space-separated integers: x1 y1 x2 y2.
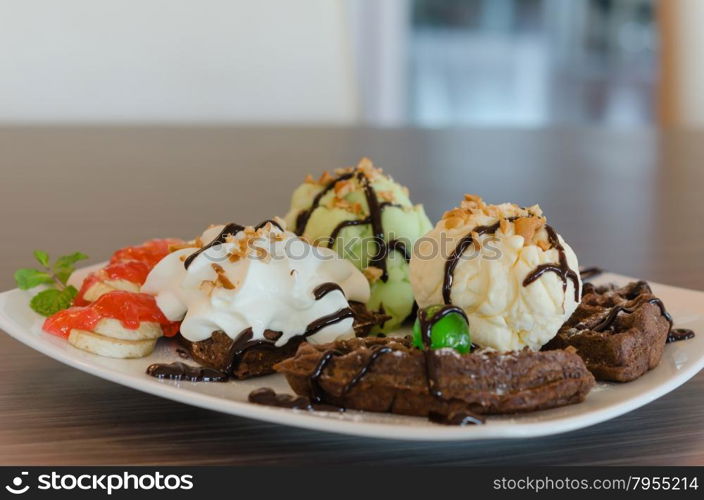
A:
334 179 353 198
442 207 468 222
211 263 237 289
199 280 215 295
464 193 483 203
514 216 544 243
378 190 395 202
304 174 317 184
357 157 382 181
499 217 510 234
318 171 335 185
444 216 464 230
168 241 199 252
362 266 384 283
537 240 552 251
330 197 363 214
334 166 354 176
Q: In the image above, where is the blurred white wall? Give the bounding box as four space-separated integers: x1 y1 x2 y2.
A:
0 0 358 124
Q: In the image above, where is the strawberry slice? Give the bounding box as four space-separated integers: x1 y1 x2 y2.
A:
110 238 184 268
45 290 180 338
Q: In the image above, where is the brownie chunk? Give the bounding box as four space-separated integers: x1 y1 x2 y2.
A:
544 281 671 382
275 337 595 416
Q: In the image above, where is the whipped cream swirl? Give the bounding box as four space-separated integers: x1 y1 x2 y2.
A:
142 220 370 345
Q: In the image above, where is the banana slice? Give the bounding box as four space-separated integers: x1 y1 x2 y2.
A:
93 318 163 340
82 279 140 303
68 329 157 358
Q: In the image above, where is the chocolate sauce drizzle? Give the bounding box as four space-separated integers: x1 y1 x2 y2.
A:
224 307 355 375
295 172 355 234
442 219 511 304
668 328 696 343
306 306 471 404
443 219 580 304
579 266 604 281
294 170 410 282
307 343 405 404
183 219 284 270
254 219 284 231
590 295 673 333
580 280 695 344
312 282 345 300
183 222 245 269
146 362 228 382
428 410 485 426
248 387 343 412
297 304 483 425
522 226 581 302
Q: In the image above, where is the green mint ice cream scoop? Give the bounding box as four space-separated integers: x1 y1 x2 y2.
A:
284 158 432 333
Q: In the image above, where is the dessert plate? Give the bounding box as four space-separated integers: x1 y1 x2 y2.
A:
1 267 702 441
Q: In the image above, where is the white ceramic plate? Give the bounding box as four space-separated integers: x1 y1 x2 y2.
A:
1 267 702 441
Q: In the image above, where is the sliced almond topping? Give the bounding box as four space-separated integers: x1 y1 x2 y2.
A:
357 157 382 180
199 280 215 295
351 202 364 215
334 179 353 198
537 240 552 251
442 207 467 221
362 266 384 283
318 171 334 185
464 193 483 203
378 190 395 202
499 217 510 234
334 166 354 176
168 241 199 252
484 205 500 218
444 216 464 230
514 216 544 243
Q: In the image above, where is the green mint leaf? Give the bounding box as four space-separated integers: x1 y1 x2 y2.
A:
54 252 89 271
55 268 72 285
29 286 77 317
33 250 50 267
53 252 89 285
14 268 54 290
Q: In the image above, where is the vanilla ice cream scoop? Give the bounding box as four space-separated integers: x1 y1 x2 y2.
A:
142 219 370 346
410 195 581 351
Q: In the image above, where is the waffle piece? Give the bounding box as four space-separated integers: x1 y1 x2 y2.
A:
544 281 671 382
274 337 595 416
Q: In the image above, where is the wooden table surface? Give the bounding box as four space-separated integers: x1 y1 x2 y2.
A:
1 126 703 465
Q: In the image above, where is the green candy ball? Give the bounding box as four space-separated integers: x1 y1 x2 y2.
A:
412 305 471 354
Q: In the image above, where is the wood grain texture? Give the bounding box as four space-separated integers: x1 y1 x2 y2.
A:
0 126 703 465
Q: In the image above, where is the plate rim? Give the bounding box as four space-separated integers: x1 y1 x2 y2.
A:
1 272 703 441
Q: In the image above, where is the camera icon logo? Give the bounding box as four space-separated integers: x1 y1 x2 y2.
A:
5 472 30 495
